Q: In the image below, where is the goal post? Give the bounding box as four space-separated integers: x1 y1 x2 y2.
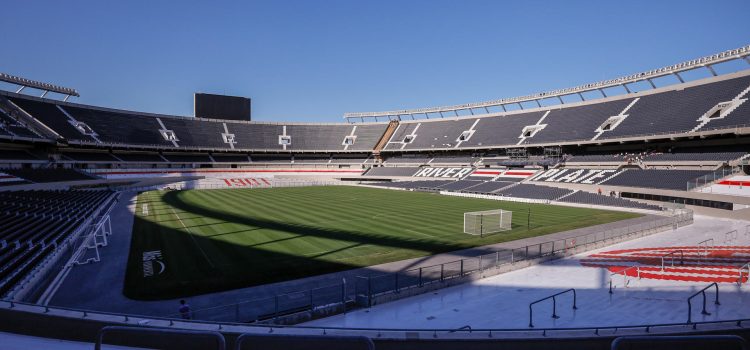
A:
464 209 512 237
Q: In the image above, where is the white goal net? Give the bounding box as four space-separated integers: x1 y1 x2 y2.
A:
464 209 512 236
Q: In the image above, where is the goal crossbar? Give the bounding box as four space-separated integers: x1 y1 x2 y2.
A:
464 209 512 236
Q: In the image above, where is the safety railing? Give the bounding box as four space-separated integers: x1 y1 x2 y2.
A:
697 238 714 259
686 166 740 191
3 298 750 340
687 283 720 324
723 229 739 245
661 250 684 271
164 280 348 323
609 266 641 294
355 210 692 307
739 262 750 286
528 289 577 328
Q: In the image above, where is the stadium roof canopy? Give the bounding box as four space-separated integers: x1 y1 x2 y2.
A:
0 72 79 100
344 44 750 122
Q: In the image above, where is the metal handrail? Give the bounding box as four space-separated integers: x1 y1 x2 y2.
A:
687 283 720 324
739 262 750 286
528 289 577 328
3 298 749 338
697 238 714 259
724 230 739 245
661 250 684 271
609 266 641 294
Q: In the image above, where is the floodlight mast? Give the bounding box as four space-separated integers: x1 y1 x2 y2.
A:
0 72 80 101
344 44 750 123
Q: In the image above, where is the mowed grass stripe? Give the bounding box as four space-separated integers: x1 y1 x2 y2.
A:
124 186 640 299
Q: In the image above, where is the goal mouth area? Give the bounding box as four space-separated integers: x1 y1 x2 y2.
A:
463 209 512 236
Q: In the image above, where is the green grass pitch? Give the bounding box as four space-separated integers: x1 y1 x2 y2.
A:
124 186 640 300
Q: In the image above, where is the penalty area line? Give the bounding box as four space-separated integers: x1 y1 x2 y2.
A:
170 208 216 268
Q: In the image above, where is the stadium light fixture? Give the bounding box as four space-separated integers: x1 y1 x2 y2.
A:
344 44 750 122
0 72 80 100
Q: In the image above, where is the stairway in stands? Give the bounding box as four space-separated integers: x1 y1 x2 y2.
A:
372 120 399 161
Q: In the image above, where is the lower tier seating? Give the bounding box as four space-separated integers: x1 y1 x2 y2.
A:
0 189 115 298
600 169 712 191
559 191 662 211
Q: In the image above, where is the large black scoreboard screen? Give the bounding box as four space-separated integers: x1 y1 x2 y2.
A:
194 93 251 121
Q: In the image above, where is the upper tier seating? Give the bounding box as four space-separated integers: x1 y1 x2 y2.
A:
64 105 174 146
529 99 633 143
3 168 98 183
0 107 41 139
161 117 228 148
600 169 712 190
462 111 546 148
2 74 749 153
600 76 750 139
8 97 96 142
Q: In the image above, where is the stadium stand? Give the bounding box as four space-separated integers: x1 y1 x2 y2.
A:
599 76 750 139
112 152 165 163
7 97 96 142
0 107 42 139
528 99 633 143
160 117 228 149
250 154 292 163
494 183 574 200
211 153 251 163
2 168 97 183
643 151 747 162
558 191 662 210
436 180 484 191
0 190 115 297
565 154 626 163
294 154 331 163
330 154 369 163
63 105 174 147
600 169 713 190
0 149 42 162
363 167 420 177
61 151 119 162
462 111 547 148
162 153 213 163
429 154 477 164
384 155 431 164
461 180 516 193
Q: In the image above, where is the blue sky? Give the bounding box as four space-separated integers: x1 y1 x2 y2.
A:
2 0 749 122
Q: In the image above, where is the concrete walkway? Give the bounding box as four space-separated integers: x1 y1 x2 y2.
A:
49 191 667 319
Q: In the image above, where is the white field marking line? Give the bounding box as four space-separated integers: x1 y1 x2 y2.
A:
170 208 216 268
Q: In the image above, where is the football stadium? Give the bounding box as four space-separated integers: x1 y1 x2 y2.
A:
1 2 750 349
